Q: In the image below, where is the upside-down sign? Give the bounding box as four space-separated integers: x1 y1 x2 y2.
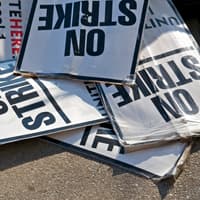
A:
0 60 108 144
97 0 200 150
15 0 149 84
0 0 33 60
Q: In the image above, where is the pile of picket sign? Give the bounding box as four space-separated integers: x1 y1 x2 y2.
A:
1 0 200 181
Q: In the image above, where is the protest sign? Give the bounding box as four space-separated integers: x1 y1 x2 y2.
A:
47 124 191 179
0 60 108 144
0 0 32 60
97 0 200 149
15 0 149 84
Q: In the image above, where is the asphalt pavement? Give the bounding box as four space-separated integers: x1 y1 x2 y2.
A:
0 137 200 200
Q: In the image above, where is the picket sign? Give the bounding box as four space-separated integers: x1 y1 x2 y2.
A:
47 124 191 179
0 60 108 144
97 0 200 150
15 0 149 84
0 0 33 60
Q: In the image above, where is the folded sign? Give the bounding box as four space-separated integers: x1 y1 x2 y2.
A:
15 0 149 84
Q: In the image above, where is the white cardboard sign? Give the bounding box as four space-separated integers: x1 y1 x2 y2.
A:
0 60 108 144
97 0 200 149
0 0 32 60
15 0 149 84
48 124 190 179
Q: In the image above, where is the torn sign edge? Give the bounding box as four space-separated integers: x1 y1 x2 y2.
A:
153 140 192 182
42 125 192 182
14 0 149 85
0 59 109 145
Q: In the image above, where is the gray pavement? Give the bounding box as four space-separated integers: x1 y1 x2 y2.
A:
0 138 200 200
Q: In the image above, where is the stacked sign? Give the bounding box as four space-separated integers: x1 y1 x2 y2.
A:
97 0 200 150
15 0 149 84
0 0 200 180
0 60 108 144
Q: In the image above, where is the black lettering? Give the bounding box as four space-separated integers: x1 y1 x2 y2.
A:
182 55 200 80
92 135 124 154
81 1 99 26
0 2 5 29
131 75 151 101
151 93 182 122
168 17 180 26
148 6 154 15
92 96 104 109
173 89 199 115
0 67 13 79
38 5 54 30
0 99 8 114
156 17 168 27
9 0 21 9
65 29 85 56
147 65 176 89
118 0 137 25
0 77 28 90
6 85 39 105
72 2 80 27
145 18 156 29
106 85 133 107
87 29 105 56
22 112 56 130
12 101 45 118
100 0 117 26
54 4 72 29
10 10 21 17
0 34 6 39
139 69 158 93
80 126 92 146
85 83 97 95
168 60 192 85
65 29 105 56
0 81 29 92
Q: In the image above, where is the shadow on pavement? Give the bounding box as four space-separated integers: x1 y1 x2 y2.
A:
1 136 200 200
157 178 175 200
0 138 64 171
191 138 200 153
156 139 200 199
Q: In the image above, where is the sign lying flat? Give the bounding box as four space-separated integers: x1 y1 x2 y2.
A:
15 0 149 84
47 124 190 179
0 0 32 60
97 0 200 149
0 60 108 144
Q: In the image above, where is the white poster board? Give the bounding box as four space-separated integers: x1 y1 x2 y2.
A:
0 60 108 144
47 124 190 179
0 0 32 60
97 0 200 149
15 0 149 84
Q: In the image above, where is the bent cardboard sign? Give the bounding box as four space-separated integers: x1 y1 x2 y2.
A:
97 0 200 149
0 60 108 144
0 0 33 60
47 124 191 179
15 0 149 84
